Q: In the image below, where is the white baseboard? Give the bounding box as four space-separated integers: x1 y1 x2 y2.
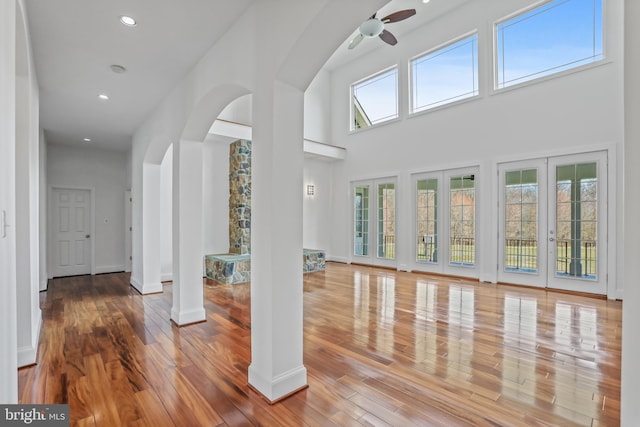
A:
327 255 349 264
398 264 411 272
130 276 163 295
171 307 206 326
161 273 173 282
18 313 41 368
248 364 308 402
40 279 48 292
95 264 125 274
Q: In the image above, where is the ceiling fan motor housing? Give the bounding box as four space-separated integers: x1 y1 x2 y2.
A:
359 18 384 37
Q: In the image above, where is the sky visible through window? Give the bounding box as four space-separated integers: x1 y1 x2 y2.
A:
497 0 603 88
350 0 603 128
352 68 398 129
412 34 478 112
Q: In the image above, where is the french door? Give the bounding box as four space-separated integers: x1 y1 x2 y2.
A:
411 167 480 277
498 152 607 294
352 178 397 268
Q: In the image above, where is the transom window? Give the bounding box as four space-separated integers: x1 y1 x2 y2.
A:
351 67 398 130
496 0 603 89
411 33 479 113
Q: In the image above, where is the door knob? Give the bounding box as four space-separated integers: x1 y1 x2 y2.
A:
85 234 90 238
549 237 554 242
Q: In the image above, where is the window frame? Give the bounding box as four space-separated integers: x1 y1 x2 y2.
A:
493 0 605 91
409 31 480 115
349 65 399 132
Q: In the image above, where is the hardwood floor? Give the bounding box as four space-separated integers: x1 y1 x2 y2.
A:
19 262 621 426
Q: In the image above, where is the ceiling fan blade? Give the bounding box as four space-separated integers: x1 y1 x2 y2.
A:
379 29 397 46
348 33 365 50
381 9 416 24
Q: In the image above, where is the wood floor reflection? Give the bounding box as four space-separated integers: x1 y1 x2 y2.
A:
19 262 621 426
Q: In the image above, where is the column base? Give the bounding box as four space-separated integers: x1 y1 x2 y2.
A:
248 364 308 403
170 307 206 326
130 276 163 295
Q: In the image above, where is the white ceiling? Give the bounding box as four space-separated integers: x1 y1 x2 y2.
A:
25 0 254 151
24 0 469 152
324 0 472 70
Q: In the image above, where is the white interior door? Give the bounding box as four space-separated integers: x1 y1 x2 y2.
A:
497 152 607 295
51 188 91 277
547 152 607 294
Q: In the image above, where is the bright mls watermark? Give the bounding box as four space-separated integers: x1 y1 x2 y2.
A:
1 405 69 426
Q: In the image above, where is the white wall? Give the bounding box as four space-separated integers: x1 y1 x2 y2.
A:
304 68 332 144
202 137 231 257
327 0 624 295
0 0 18 403
622 0 640 423
47 144 128 274
15 0 42 368
38 127 47 290
159 145 173 281
303 157 333 252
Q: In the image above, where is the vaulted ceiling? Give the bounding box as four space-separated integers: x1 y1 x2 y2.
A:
24 0 469 152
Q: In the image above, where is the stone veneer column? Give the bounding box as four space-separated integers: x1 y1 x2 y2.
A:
228 140 251 254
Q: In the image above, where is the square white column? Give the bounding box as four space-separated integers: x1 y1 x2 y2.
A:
171 139 205 326
248 80 307 402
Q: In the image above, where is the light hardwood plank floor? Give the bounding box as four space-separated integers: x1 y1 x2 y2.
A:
19 262 621 426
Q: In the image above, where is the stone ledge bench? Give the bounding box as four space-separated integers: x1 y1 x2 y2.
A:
303 248 326 273
204 253 251 285
204 249 325 285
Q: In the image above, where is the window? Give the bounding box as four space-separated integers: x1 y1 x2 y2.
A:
377 183 395 259
416 178 438 263
354 185 370 256
496 0 603 89
449 174 475 266
504 168 539 273
555 162 598 279
351 67 398 130
411 34 479 112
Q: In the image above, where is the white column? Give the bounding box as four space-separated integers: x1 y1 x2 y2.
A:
622 0 640 423
171 139 205 325
0 0 18 403
130 162 163 294
248 80 307 402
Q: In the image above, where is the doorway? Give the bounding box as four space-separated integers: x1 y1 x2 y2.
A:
497 151 607 294
50 188 92 277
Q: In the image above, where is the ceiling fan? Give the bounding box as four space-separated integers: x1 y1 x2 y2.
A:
348 9 417 50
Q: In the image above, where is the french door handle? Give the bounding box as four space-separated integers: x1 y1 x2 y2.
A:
85 234 91 238
549 237 555 242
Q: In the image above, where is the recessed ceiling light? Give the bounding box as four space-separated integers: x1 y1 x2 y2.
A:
119 15 137 26
98 94 109 100
110 64 126 74
83 138 92 142
423 0 430 3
